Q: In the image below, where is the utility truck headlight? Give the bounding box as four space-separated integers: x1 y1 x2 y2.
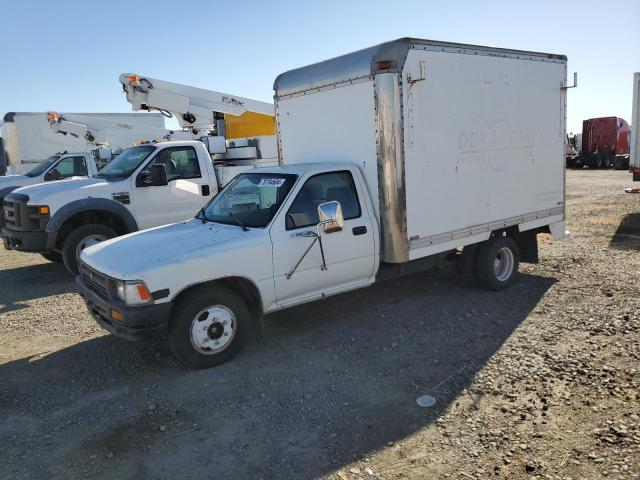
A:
115 280 153 306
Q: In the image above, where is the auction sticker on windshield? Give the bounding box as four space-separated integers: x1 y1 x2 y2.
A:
258 178 286 187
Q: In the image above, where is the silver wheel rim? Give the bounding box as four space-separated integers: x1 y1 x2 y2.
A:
75 234 107 262
190 305 237 355
493 246 515 282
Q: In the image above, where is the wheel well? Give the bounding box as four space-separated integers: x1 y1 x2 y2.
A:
172 277 264 320
56 210 130 249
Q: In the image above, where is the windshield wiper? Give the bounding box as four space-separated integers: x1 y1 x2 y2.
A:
198 207 212 224
227 212 249 231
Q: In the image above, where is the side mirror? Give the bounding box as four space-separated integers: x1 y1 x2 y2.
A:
150 163 168 186
317 201 344 233
138 164 168 187
44 169 60 181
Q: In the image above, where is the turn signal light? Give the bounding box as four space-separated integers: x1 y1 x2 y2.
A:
39 206 49 216
128 74 140 85
47 112 59 121
376 61 392 70
111 309 124 322
136 284 151 301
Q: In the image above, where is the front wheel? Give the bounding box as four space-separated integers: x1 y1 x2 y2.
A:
62 224 116 275
168 286 253 369
474 236 520 291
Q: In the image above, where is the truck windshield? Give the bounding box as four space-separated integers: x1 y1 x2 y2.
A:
24 155 60 177
96 145 156 179
200 172 297 228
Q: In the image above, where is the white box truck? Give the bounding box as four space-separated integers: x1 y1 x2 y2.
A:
76 38 568 368
1 112 165 175
631 72 640 182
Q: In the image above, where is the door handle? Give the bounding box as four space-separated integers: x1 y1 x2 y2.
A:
201 185 210 196
352 226 367 236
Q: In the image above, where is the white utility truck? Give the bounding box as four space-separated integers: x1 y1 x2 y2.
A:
0 110 183 200
2 82 278 274
75 38 568 369
630 72 640 183
0 111 165 175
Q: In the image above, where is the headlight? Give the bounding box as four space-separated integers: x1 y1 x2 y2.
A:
114 280 153 306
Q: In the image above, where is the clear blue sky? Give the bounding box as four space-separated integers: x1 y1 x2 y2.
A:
1 0 638 133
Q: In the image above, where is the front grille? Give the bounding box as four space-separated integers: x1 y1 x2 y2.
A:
3 199 18 228
2 197 41 231
80 262 110 299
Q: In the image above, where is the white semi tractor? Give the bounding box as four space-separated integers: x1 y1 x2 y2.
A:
0 112 166 175
74 38 569 369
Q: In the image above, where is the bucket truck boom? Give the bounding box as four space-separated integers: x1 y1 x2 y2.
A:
119 73 275 139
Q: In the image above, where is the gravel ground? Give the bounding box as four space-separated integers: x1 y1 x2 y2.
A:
0 169 638 480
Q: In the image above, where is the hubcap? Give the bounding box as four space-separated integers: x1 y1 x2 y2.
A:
75 234 108 262
190 305 236 354
493 246 515 282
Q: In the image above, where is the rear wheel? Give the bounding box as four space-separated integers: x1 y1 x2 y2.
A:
40 251 63 263
62 224 116 275
168 286 253 369
475 236 520 291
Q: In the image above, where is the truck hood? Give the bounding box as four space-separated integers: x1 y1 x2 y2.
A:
81 219 251 279
13 177 114 205
0 175 30 191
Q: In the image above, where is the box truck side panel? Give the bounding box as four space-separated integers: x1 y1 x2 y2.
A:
402 49 565 256
631 73 640 173
276 80 380 217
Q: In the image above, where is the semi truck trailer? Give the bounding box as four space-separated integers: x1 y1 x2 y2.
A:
75 38 569 369
1 112 166 175
570 116 631 169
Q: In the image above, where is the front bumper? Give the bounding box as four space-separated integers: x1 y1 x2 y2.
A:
2 226 57 252
76 274 172 341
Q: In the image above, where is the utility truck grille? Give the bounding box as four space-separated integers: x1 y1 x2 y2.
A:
79 262 110 299
2 197 41 231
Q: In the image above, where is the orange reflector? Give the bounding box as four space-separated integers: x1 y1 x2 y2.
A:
111 309 124 321
39 206 49 215
136 284 151 301
377 61 392 70
128 74 140 84
47 112 59 121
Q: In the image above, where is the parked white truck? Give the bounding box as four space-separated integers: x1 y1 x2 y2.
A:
630 72 640 183
2 82 278 274
74 38 568 369
1 112 165 175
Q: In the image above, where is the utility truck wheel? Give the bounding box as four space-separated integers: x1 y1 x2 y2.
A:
41 251 63 263
62 224 116 275
475 236 519 291
168 286 252 369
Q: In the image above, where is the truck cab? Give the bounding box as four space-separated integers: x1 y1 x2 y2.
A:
77 163 378 367
2 141 217 273
0 151 101 199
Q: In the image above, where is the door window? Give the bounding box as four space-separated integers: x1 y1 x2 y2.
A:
49 156 88 179
149 147 201 182
286 171 361 230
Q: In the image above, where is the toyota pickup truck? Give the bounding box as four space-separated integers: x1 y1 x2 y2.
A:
76 38 569 369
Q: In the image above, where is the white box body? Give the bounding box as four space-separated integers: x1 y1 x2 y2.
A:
275 38 567 263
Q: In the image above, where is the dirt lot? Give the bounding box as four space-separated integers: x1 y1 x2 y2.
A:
0 169 639 480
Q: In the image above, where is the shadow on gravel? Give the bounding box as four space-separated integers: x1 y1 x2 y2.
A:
0 269 555 479
610 213 640 251
0 261 74 313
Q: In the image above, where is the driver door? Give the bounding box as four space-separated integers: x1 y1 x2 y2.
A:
131 146 213 229
270 170 376 307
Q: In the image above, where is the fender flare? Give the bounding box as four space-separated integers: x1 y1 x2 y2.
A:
47 197 139 233
0 185 19 201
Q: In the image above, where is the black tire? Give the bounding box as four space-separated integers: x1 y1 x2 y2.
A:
474 235 520 291
168 285 253 369
40 251 63 263
62 224 116 275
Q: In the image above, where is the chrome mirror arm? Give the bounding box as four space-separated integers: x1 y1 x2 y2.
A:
286 227 328 280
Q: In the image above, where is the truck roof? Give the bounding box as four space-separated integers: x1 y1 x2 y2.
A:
274 37 567 99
